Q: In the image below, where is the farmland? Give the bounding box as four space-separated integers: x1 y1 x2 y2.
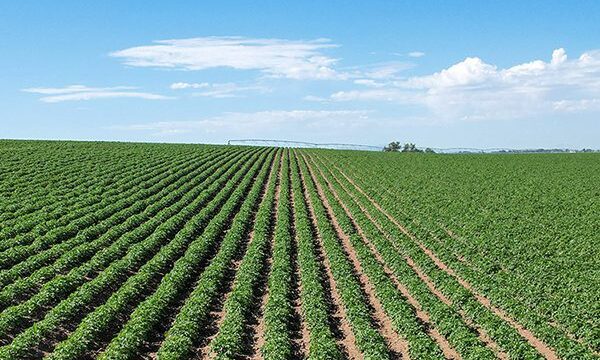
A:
0 140 597 359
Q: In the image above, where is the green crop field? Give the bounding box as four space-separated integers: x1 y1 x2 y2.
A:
0 140 597 360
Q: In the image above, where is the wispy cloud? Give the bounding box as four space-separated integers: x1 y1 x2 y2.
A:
330 48 600 121
331 88 414 102
111 36 344 80
23 85 171 103
301 62 413 101
339 61 414 81
408 51 426 58
303 95 329 102
362 61 414 79
22 85 136 95
171 82 269 98
170 82 209 89
110 110 371 137
552 99 600 112
39 92 171 103
353 79 387 88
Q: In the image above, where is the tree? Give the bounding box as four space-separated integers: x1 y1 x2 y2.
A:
383 141 401 152
402 143 423 153
402 143 415 152
425 148 435 153
384 141 429 153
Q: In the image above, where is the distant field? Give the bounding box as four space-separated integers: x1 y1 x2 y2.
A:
0 140 597 359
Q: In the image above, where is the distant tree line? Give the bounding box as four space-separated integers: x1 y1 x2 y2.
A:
383 141 435 153
492 148 598 154
383 142 598 154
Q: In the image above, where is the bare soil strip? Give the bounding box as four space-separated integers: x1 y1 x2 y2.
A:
289 181 311 358
308 154 510 360
440 224 591 352
248 153 284 360
37 152 273 359
335 188 465 359
305 155 462 360
302 154 407 359
296 172 354 359
149 156 277 360
293 256 311 359
404 255 508 360
460 311 509 360
248 254 271 360
297 156 361 360
201 235 252 359
334 166 559 360
196 254 249 359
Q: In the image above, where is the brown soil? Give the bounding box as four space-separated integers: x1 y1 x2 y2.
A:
307 153 513 360
301 153 407 359
202 239 252 359
333 164 559 360
249 255 271 360
292 255 311 358
288 165 311 358
296 152 361 360
460 310 510 360
440 225 591 353
249 152 284 360
199 156 281 359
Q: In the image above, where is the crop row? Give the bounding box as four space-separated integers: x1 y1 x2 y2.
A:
316 151 597 359
0 148 246 309
0 145 175 224
0 145 107 206
152 149 275 359
304 152 499 359
289 152 343 359
207 149 282 358
0 148 263 357
310 152 546 358
0 149 220 252
295 152 391 359
0 150 177 243
0 149 225 270
0 150 163 228
260 150 298 359
47 149 274 359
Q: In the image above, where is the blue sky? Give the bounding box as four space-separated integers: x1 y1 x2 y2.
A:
1 1 599 148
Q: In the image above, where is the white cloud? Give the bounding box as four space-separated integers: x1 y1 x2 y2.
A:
363 61 413 79
40 92 171 103
551 48 567 66
110 110 370 137
353 79 387 87
342 61 413 81
170 81 268 98
552 99 600 112
170 82 209 89
22 85 135 95
331 48 600 121
331 89 414 102
403 57 498 88
23 85 171 103
194 83 268 98
303 95 328 102
408 51 426 58
111 36 344 80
